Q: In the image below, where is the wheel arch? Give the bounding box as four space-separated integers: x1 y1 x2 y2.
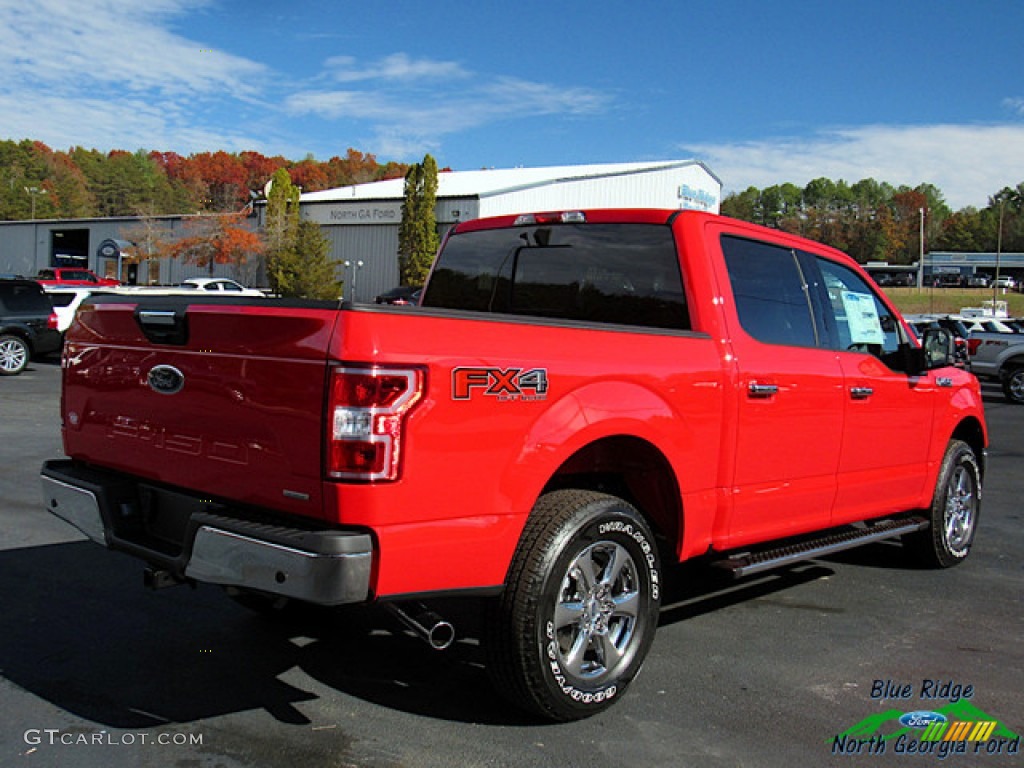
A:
997 353 1024 375
540 434 683 560
950 416 987 480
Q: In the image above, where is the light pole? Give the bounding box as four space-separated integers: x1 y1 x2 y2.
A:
24 186 47 220
917 207 925 289
343 259 364 302
993 197 1005 308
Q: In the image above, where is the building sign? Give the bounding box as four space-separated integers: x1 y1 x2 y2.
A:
678 184 718 212
303 202 403 225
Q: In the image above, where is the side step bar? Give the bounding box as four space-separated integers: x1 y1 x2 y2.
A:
713 517 930 579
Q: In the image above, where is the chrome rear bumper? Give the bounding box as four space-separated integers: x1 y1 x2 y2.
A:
40 460 373 605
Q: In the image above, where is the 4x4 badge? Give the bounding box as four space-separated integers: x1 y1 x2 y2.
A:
147 365 185 395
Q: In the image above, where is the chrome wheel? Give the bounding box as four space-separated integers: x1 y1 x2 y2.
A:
904 439 981 568
486 490 660 720
0 335 29 375
553 541 641 685
943 464 977 557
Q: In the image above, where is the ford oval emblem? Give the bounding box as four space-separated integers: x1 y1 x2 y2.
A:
899 711 948 729
148 364 185 395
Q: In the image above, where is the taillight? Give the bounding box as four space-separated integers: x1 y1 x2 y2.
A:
327 365 424 482
48 312 59 330
968 339 982 356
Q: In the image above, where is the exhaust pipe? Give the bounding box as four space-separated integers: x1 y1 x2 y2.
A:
385 601 455 650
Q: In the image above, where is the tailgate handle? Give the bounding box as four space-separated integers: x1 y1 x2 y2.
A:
134 307 189 345
138 310 178 327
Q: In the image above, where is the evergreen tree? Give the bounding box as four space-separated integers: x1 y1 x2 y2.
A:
262 168 339 298
263 168 301 295
398 154 439 286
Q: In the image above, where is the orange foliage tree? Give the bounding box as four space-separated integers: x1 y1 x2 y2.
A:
168 212 265 283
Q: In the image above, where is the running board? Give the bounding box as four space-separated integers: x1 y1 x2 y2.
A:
713 517 930 579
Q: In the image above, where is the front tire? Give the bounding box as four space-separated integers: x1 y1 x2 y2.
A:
486 490 661 721
904 440 981 568
0 334 29 376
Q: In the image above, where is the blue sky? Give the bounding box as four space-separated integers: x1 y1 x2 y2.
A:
2 0 1022 209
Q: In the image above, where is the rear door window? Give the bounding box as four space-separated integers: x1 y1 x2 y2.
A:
721 236 818 347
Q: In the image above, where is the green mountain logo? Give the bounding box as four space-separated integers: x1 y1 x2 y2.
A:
835 701 1019 742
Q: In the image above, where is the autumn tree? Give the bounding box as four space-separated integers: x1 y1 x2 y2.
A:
289 154 330 192
118 211 178 284
168 212 264 280
397 154 439 286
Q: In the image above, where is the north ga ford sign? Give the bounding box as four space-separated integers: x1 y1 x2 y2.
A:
302 202 403 225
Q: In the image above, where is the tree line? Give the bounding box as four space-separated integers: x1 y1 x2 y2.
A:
722 179 1024 264
0 138 410 220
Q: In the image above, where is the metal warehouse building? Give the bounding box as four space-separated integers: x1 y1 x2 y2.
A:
295 159 722 301
1 160 721 301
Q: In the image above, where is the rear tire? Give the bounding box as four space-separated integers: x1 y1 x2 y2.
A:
0 334 29 376
1001 366 1024 404
904 440 981 568
486 490 661 721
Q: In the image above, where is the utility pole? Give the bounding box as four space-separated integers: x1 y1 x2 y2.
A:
24 186 47 220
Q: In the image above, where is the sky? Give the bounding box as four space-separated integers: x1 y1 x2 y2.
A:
2 0 1023 210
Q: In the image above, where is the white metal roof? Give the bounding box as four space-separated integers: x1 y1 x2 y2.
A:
300 160 719 203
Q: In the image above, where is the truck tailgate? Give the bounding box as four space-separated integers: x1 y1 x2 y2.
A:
61 296 340 522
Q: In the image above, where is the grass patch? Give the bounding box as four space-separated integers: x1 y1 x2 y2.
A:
882 287 1024 317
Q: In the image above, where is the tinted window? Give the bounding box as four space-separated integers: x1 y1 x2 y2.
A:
721 236 817 347
815 257 904 359
48 293 78 308
0 283 50 313
424 223 689 330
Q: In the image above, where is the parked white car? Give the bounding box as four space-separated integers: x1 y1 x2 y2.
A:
43 287 110 332
179 277 265 296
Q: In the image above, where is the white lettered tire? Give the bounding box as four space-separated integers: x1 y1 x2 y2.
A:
486 490 661 721
904 439 981 568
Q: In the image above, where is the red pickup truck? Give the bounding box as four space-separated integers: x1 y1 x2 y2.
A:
41 209 987 721
35 267 121 287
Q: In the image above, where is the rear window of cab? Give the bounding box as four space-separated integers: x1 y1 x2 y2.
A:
423 222 690 330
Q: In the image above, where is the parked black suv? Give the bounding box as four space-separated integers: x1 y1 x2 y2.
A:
0 279 61 375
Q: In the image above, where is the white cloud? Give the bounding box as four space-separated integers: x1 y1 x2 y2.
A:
0 92 265 155
323 53 470 84
0 0 265 98
286 69 610 159
683 124 1024 210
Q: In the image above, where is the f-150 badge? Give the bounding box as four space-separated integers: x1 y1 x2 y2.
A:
452 367 548 402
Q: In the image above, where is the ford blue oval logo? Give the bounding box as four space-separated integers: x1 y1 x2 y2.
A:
899 711 948 729
147 364 184 395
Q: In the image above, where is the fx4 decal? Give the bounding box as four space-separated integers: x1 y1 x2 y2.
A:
452 367 549 402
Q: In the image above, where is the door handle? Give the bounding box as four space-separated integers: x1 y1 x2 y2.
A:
748 382 779 398
850 386 874 400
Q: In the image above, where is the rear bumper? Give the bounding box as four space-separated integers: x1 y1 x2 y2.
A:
40 460 373 605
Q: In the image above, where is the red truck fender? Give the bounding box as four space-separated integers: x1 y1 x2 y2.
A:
498 378 721 565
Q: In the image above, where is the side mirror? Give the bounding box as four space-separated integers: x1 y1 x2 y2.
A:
920 328 956 371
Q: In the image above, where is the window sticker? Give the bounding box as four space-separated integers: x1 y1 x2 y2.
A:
841 291 885 344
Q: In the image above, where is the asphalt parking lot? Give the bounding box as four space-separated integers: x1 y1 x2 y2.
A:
2 358 1022 768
